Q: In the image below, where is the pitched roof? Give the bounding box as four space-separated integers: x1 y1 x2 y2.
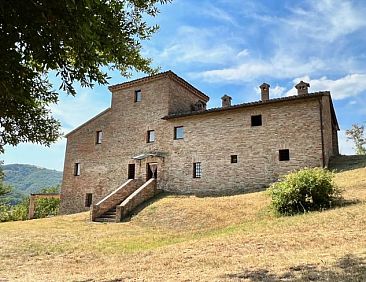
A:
108 70 210 102
163 91 339 130
65 108 111 137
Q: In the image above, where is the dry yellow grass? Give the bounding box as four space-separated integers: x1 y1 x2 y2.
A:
0 166 365 281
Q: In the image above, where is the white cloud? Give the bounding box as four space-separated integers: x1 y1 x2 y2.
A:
155 26 241 65
202 4 236 25
286 74 366 99
271 85 286 98
237 49 250 58
194 54 325 82
287 0 366 43
49 90 109 134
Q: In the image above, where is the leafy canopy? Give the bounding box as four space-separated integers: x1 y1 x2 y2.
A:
346 124 366 155
0 0 170 153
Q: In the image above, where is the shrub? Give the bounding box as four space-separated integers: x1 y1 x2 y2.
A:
268 167 342 215
34 197 60 218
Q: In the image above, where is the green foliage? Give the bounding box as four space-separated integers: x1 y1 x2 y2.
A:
346 124 366 155
34 186 60 218
0 186 60 222
3 164 62 204
0 163 12 203
0 0 170 152
268 168 342 215
0 197 28 222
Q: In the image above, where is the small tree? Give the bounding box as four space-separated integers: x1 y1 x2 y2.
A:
346 124 366 155
268 168 342 215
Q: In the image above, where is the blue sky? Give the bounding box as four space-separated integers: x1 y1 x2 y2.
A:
3 0 366 171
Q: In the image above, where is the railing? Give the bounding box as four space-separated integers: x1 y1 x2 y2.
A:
116 178 158 221
91 179 142 221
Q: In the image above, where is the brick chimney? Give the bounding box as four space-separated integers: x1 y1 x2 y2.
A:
221 95 232 108
295 81 310 95
259 83 270 101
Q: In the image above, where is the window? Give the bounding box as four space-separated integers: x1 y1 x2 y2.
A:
128 164 135 179
135 90 142 102
74 163 81 176
85 193 93 207
193 162 202 178
96 130 103 144
147 130 155 143
174 126 184 140
231 155 238 163
251 115 262 126
279 149 290 161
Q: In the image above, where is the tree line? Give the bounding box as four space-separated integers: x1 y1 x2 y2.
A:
0 163 60 222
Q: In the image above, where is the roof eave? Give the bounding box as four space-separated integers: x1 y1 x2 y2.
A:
162 92 329 120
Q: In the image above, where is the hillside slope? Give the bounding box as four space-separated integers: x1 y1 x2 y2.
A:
3 164 62 200
0 159 365 281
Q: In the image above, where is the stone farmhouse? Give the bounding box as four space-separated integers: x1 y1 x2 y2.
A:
60 71 339 222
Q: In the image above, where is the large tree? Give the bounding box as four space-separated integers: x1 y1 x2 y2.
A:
0 162 11 202
0 0 170 153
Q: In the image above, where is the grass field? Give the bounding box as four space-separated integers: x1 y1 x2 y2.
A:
0 159 365 281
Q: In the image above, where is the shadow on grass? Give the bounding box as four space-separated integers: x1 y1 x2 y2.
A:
222 253 366 281
329 155 366 172
121 191 171 222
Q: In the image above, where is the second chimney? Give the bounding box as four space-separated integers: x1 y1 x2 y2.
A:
221 95 232 108
295 81 310 95
260 83 270 101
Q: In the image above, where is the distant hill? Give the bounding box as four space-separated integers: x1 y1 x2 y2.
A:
3 164 62 203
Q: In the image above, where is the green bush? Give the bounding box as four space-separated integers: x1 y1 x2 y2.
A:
268 167 342 215
34 197 60 218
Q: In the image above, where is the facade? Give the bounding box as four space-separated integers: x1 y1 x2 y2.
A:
60 71 339 214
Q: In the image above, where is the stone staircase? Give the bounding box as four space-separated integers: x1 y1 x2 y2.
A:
92 178 160 223
94 207 117 222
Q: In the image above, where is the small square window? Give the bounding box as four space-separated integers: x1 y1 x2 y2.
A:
231 155 238 163
85 193 93 207
96 130 103 144
193 162 202 178
135 90 142 102
279 149 290 161
147 130 155 143
174 126 184 140
74 163 81 176
251 115 262 126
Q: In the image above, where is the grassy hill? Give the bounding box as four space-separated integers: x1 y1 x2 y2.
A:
3 164 62 203
0 157 365 281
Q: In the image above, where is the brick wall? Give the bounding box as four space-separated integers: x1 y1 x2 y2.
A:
160 98 324 195
60 75 336 214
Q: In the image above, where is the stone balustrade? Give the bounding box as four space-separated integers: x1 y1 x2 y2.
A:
116 178 159 221
91 179 142 221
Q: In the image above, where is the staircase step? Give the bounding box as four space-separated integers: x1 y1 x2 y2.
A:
94 217 116 223
100 214 116 219
104 211 116 215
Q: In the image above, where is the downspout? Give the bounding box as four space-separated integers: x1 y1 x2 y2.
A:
318 99 325 168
